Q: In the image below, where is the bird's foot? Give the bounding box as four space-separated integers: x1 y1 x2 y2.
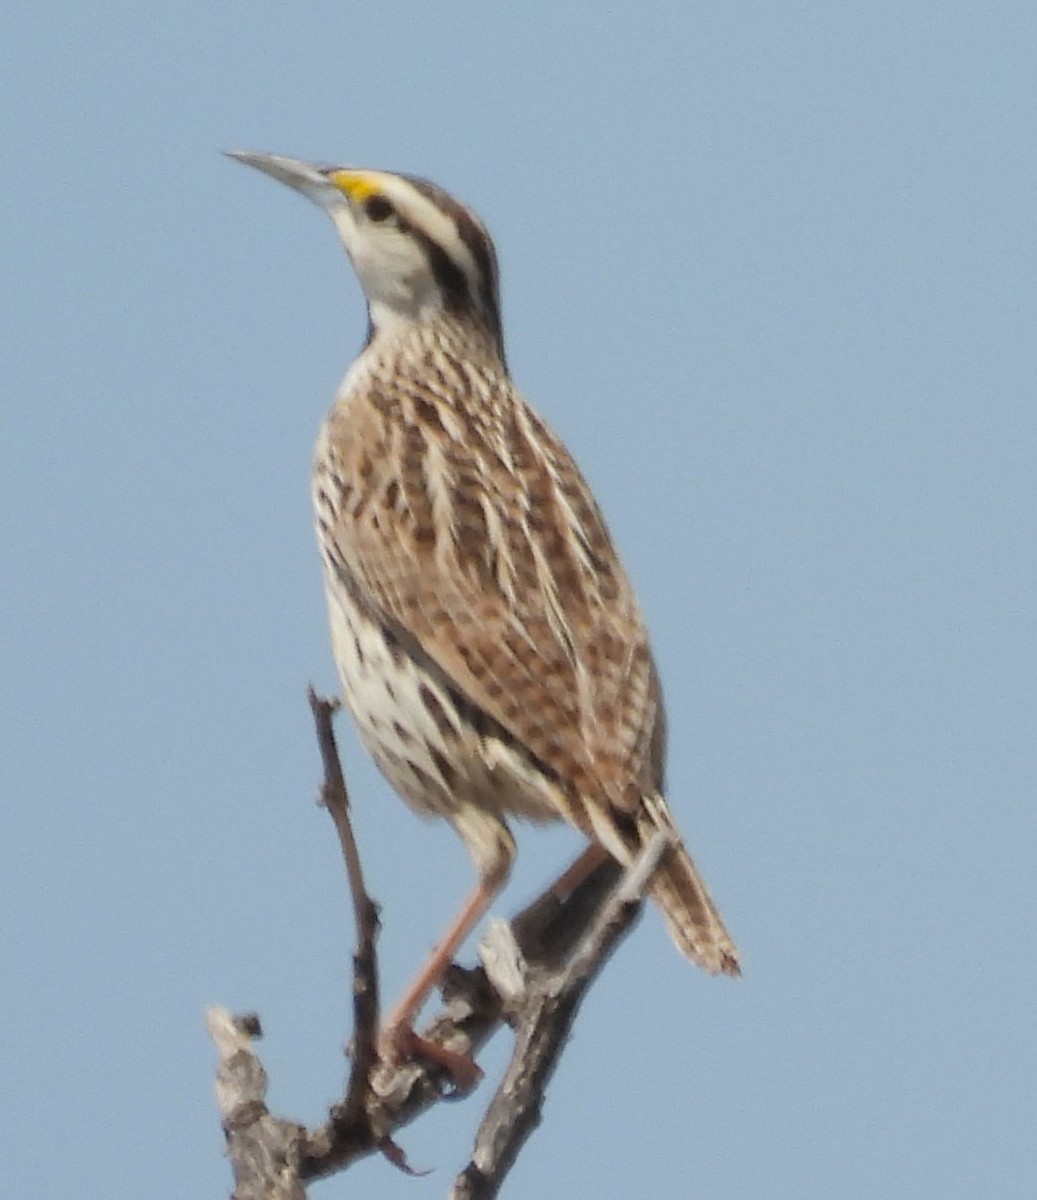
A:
380 1024 483 1096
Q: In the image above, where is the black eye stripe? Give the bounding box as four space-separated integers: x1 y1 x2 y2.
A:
364 195 394 223
401 176 503 349
413 230 469 312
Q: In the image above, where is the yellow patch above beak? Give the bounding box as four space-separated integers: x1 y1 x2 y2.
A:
328 170 384 203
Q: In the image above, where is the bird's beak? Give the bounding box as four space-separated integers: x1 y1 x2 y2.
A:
225 150 341 210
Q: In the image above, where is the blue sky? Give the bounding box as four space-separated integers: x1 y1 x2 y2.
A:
3 4 1035 1197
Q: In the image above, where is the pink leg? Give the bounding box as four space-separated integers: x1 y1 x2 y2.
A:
550 842 611 900
381 866 508 1087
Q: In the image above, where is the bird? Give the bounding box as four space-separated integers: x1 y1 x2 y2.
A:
228 150 739 1076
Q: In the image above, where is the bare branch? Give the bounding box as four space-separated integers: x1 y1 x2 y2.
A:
210 696 666 1196
207 1007 307 1200
451 835 669 1200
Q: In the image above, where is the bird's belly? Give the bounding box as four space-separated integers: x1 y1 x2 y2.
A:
326 588 563 826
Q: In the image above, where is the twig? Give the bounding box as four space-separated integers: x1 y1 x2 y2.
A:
305 687 380 1127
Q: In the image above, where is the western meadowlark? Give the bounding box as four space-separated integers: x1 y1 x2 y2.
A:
229 151 739 1073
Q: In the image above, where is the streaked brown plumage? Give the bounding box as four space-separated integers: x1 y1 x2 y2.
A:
229 151 739 1068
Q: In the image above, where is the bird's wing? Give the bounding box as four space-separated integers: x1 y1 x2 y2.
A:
316 374 663 808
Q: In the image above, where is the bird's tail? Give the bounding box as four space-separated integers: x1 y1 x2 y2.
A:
640 795 741 976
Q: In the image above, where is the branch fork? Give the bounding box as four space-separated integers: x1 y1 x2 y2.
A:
209 690 668 1198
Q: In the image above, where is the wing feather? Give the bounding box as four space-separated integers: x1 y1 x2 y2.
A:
317 359 663 810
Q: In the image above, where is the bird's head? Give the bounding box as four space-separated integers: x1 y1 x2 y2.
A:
227 151 503 352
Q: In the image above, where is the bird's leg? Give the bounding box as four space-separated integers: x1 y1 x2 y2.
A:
550 841 611 900
509 842 618 964
380 865 508 1088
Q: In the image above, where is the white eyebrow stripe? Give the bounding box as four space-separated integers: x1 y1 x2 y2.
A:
377 175 482 290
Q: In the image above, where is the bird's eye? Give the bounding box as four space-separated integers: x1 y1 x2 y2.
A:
364 195 395 223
